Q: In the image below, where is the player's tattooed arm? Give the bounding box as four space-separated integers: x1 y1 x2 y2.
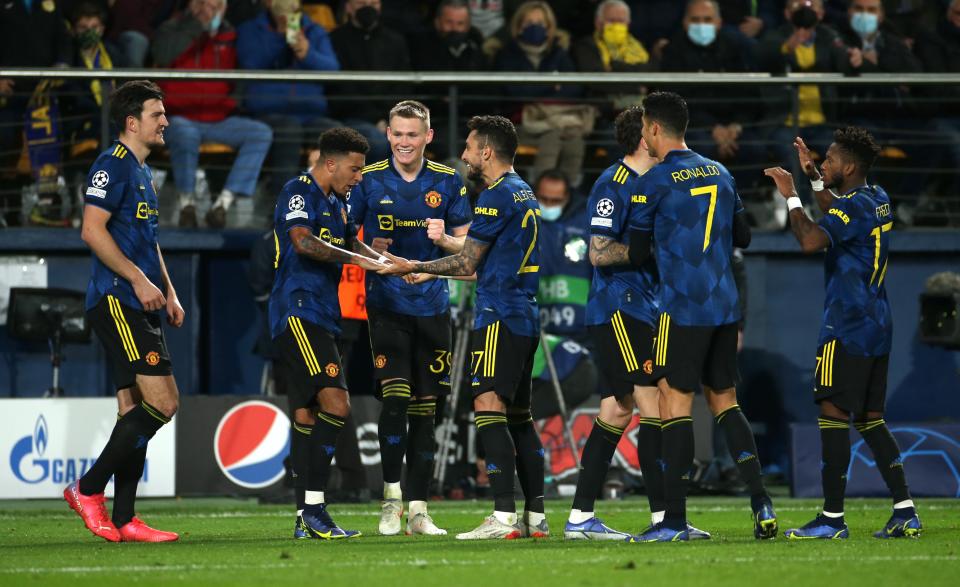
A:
349 235 385 260
589 235 631 266
416 236 489 276
290 227 385 271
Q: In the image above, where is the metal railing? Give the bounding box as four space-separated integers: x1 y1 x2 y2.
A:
2 69 959 228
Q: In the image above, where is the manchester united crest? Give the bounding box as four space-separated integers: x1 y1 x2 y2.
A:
325 362 340 377
374 354 387 369
424 191 442 208
146 351 161 366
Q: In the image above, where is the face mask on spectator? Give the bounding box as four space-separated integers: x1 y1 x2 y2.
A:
77 29 102 49
443 31 469 48
791 6 818 29
851 11 879 37
519 23 548 46
602 22 628 45
355 5 380 31
209 11 223 32
687 22 716 46
539 204 563 222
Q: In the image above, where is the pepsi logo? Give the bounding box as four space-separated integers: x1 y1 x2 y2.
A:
213 401 290 489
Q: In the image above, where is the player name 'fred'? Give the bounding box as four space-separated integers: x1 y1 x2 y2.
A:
670 165 721 183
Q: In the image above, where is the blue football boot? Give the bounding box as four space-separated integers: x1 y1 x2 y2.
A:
784 514 849 540
874 511 922 539
753 501 778 539
626 523 689 543
687 522 711 540
294 514 311 539
301 504 361 540
563 517 631 541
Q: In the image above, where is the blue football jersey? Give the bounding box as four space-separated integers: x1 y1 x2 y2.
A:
466 171 541 337
538 201 592 335
83 141 163 311
816 185 894 356
269 172 356 338
348 158 471 316
631 150 743 327
585 160 659 327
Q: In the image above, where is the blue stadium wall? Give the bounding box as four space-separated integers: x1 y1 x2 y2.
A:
1 229 958 429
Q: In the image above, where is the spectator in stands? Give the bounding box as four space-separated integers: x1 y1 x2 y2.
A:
469 0 513 39
0 0 72 226
914 0 960 201
627 0 686 52
717 0 781 67
411 0 488 158
412 0 487 72
106 0 175 67
572 0 655 115
756 0 851 193
237 0 349 195
660 0 763 193
154 0 274 228
62 2 120 146
494 1 590 186
836 0 922 122
328 0 408 163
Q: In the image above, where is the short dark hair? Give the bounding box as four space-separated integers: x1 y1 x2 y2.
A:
614 106 644 153
832 126 881 174
437 0 470 16
318 127 370 159
109 80 164 133
534 169 571 194
466 115 518 163
642 91 688 138
72 0 106 24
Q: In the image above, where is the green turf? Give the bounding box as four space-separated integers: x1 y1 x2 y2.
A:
0 497 957 586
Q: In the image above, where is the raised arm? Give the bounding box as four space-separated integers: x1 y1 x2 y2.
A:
589 235 631 266
763 167 831 253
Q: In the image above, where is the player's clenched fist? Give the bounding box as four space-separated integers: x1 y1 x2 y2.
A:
426 218 445 242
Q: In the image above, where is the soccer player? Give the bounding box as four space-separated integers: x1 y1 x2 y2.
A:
764 128 922 540
379 115 545 540
64 80 181 543
271 128 387 540
626 92 776 542
347 100 471 536
565 106 699 541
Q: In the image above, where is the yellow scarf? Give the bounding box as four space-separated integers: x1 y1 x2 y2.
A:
593 31 649 71
81 43 114 106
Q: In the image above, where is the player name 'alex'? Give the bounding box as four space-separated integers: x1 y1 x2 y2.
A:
670 165 721 183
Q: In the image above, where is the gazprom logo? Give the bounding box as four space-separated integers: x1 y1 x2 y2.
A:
10 416 50 483
9 415 106 485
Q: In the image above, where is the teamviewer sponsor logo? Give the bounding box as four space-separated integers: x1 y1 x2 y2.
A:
213 401 291 489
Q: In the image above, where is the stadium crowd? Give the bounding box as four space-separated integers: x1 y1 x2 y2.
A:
1 0 960 229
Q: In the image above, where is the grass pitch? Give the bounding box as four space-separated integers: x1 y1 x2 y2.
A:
0 497 957 586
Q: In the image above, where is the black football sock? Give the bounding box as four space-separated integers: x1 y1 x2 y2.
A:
79 401 169 496
507 411 545 514
378 380 411 485
476 411 515 514
571 417 624 512
636 417 666 514
406 399 437 502
818 416 851 517
306 411 344 493
855 419 911 505
291 422 313 511
661 417 694 530
111 444 146 528
715 405 770 508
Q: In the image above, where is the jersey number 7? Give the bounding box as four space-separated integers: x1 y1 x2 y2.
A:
690 184 718 253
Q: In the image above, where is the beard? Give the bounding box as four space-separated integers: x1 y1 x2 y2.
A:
466 164 484 183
